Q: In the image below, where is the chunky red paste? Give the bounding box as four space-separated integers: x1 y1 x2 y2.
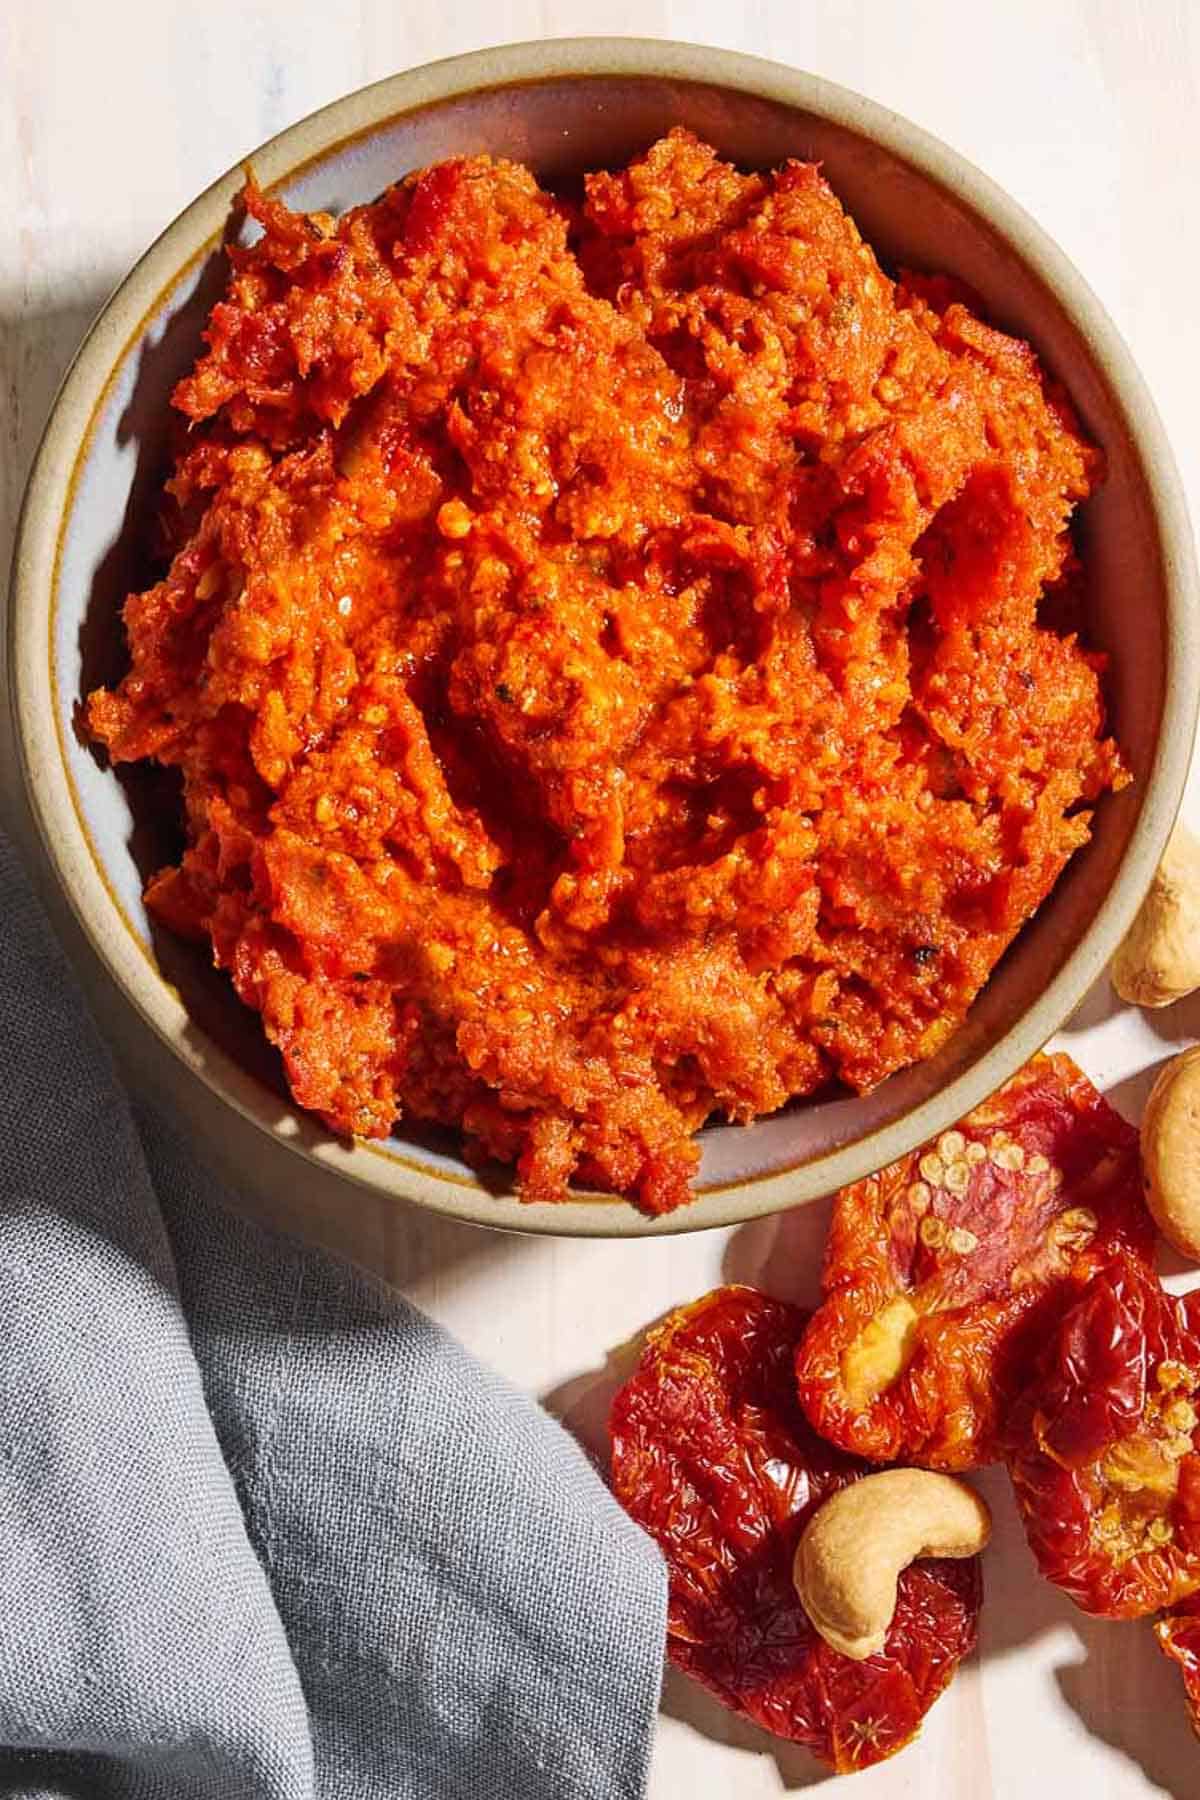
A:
88 130 1125 1211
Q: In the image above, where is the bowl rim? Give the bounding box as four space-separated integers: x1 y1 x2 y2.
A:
9 36 1199 1237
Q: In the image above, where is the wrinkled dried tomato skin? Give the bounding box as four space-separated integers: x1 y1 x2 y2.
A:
610 1286 981 1771
87 129 1124 1212
795 1054 1153 1472
1007 1254 1200 1619
1157 1592 1200 1737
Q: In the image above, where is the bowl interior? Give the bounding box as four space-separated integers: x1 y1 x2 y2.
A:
41 61 1183 1230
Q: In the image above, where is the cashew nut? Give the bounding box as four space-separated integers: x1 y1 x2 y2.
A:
793 1469 991 1661
1112 825 1200 1008
1142 1046 1200 1261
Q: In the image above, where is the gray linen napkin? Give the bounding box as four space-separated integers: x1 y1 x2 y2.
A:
0 831 666 1800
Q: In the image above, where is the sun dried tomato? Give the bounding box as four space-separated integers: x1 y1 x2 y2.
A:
1157 1592 1200 1737
609 1285 981 1771
794 1053 1154 1472
1006 1251 1200 1618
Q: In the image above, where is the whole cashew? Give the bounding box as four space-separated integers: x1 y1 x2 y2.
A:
794 1469 991 1661
1112 825 1200 1008
1142 1046 1200 1261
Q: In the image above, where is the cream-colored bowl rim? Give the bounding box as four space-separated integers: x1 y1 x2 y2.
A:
10 38 1199 1236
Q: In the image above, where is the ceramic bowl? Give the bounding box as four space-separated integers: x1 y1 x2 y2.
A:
10 40 1198 1235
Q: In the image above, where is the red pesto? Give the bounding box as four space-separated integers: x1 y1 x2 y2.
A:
87 130 1125 1212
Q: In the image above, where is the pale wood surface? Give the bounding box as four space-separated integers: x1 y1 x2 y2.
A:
3 4 1200 1794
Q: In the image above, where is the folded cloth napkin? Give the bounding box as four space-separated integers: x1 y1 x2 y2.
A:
0 830 666 1800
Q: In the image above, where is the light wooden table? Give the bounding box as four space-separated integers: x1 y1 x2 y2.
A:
4 4 1199 1795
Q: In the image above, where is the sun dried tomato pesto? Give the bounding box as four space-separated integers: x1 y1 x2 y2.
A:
87 130 1125 1211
